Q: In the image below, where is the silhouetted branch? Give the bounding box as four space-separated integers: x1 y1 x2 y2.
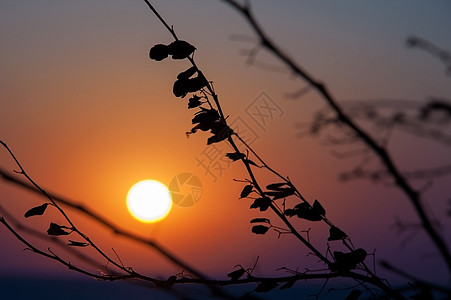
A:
139 1 414 299
0 216 123 281
220 0 451 279
407 36 451 75
0 203 103 270
0 141 242 300
339 98 451 146
2 2 449 300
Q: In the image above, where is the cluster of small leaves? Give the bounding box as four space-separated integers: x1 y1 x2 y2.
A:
188 107 233 145
149 40 196 61
173 68 208 98
250 197 271 212
284 199 325 222
150 41 233 145
237 178 367 276
149 33 372 293
24 203 87 247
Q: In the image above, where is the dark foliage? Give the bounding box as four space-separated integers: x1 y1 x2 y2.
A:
24 203 49 218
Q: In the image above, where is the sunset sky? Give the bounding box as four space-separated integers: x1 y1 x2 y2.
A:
1 0 451 298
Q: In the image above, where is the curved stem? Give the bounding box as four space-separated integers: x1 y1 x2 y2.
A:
221 0 451 276
0 141 127 273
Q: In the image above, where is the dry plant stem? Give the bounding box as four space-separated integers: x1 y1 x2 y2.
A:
0 146 238 300
0 198 397 293
0 203 103 269
0 175 386 292
142 1 330 264
0 166 205 281
173 269 391 287
0 211 226 300
0 2 438 299
0 217 130 281
233 134 287 182
220 0 451 275
1 168 393 292
0 142 170 285
142 2 408 298
0 141 130 273
204 40 380 294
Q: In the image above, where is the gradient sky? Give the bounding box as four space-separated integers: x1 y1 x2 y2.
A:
1 0 451 296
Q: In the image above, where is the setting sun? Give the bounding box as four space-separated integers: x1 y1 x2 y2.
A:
126 180 172 223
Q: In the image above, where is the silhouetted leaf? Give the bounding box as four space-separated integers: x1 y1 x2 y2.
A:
207 122 232 145
240 184 254 198
227 268 245 281
250 197 271 211
244 159 258 167
24 203 48 218
255 281 278 293
312 199 326 216
188 95 202 109
207 133 228 145
177 66 197 80
279 279 296 290
332 248 367 272
173 75 208 98
167 40 196 59
266 182 289 191
297 202 322 221
149 44 169 61
265 188 294 200
210 121 230 135
188 108 220 134
68 240 89 247
192 108 219 125
167 275 177 282
301 212 322 221
251 225 269 235
285 202 322 221
284 208 297 217
328 226 348 241
345 289 362 300
173 78 189 98
190 109 220 134
293 202 309 210
186 76 208 92
250 218 270 224
47 222 71 236
226 152 245 161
